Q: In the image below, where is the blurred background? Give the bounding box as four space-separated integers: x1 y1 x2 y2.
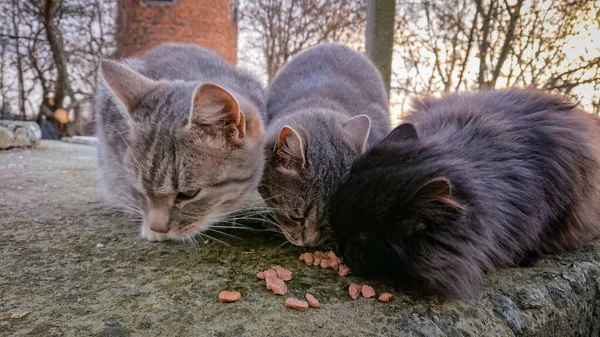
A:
0 0 598 138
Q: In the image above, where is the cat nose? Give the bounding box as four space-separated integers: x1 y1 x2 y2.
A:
147 210 170 233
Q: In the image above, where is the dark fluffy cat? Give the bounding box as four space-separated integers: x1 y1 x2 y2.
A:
330 89 600 300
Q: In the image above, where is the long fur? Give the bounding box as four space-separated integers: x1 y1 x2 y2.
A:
330 89 600 299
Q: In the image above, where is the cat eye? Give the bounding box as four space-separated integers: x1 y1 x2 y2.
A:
176 189 201 201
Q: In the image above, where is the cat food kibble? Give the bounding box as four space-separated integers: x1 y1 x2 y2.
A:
218 291 241 303
263 269 278 279
303 254 314 265
378 292 393 303
305 293 320 308
299 252 311 262
338 264 350 276
349 284 361 300
272 265 293 281
256 272 265 280
320 258 331 269
325 250 340 264
284 297 309 311
270 278 288 295
361 285 376 298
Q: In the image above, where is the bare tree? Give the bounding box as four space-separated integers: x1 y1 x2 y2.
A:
239 0 366 82
0 0 116 134
392 0 600 114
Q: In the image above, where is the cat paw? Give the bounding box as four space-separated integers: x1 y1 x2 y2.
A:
140 225 169 242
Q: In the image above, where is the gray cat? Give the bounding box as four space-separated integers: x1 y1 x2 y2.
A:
95 43 266 241
259 44 391 247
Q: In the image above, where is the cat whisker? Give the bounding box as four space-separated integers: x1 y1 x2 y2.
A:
206 227 241 239
197 231 231 247
277 240 291 248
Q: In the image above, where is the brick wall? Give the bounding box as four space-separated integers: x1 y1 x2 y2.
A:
115 0 238 65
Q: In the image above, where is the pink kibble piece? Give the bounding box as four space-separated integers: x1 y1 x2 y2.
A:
305 293 320 308
349 284 361 300
256 272 265 280
269 277 288 295
219 291 241 303
304 254 314 265
361 285 376 298
378 292 393 303
320 258 331 269
285 297 309 311
338 264 350 276
271 265 293 281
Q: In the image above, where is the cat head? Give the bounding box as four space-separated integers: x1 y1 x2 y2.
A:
329 123 479 299
258 111 371 247
100 60 265 241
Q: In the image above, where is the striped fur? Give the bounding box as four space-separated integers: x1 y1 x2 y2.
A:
94 43 266 241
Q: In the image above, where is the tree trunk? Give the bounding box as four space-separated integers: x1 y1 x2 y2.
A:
10 0 26 120
366 0 396 100
43 0 68 111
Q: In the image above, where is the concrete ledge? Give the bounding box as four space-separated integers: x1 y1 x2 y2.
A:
61 136 98 146
1 140 600 336
0 121 41 150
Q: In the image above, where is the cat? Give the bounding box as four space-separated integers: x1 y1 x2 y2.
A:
258 44 391 247
330 89 600 300
95 43 266 242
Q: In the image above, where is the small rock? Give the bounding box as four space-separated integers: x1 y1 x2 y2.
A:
546 285 568 309
561 273 574 282
1 321 12 329
9 310 29 319
492 295 521 334
125 291 141 297
95 243 105 248
105 319 120 327
514 288 544 309
33 217 45 223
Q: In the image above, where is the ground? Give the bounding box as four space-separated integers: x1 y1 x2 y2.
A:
1 141 600 337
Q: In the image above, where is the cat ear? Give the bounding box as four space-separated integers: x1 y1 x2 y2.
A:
189 83 245 140
383 123 418 143
411 177 464 211
100 60 157 113
274 126 306 169
342 115 371 153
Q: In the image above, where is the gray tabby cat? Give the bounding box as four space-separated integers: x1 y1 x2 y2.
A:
95 43 266 241
259 44 391 247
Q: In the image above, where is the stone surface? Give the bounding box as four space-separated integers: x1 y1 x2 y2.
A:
2 140 600 336
61 135 98 146
0 121 41 149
